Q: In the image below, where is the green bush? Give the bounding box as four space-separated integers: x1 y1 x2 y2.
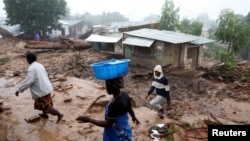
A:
243 72 250 80
0 56 10 65
215 50 236 69
58 48 67 53
204 42 221 59
203 50 213 58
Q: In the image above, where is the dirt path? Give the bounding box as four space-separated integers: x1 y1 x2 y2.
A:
1 37 250 141
1 76 250 141
0 76 174 141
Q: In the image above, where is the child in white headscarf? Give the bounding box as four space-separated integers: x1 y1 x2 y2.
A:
145 65 171 119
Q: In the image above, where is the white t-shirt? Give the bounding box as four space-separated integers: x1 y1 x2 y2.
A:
18 62 53 99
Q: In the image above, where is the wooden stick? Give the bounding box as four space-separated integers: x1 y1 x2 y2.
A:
76 95 87 100
83 94 105 114
209 113 223 125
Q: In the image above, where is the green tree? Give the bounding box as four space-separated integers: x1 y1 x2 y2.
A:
215 8 250 55
72 12 129 25
159 0 180 31
190 21 203 36
3 0 67 38
178 18 203 36
245 12 250 23
100 12 129 24
60 6 74 20
240 12 250 60
178 18 191 33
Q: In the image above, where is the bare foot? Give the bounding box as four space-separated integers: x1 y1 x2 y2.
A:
57 114 64 124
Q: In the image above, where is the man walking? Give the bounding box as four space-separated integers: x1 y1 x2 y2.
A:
15 52 63 123
145 65 171 119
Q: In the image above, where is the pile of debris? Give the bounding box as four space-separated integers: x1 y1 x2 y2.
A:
199 61 250 102
25 36 91 50
200 61 250 83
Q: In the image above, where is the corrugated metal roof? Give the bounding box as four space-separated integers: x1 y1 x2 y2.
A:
124 28 196 44
0 18 22 36
0 24 21 36
162 30 214 45
124 28 214 44
59 20 82 25
123 37 154 47
191 37 214 45
85 34 122 43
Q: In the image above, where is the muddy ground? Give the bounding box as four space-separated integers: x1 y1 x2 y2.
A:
1 37 250 141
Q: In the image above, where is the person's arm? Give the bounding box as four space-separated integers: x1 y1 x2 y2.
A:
164 77 170 92
127 97 140 124
128 108 140 125
145 84 155 100
15 69 36 96
76 116 115 127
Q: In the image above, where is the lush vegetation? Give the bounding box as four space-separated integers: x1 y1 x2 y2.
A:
0 56 10 65
159 0 180 31
212 9 250 69
178 18 204 36
215 9 250 56
4 0 67 38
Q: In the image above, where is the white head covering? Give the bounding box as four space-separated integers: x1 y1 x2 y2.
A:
153 65 164 79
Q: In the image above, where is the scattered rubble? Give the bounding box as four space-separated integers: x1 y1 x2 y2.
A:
1 37 250 140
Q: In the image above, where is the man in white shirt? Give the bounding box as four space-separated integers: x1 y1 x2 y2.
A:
15 52 63 123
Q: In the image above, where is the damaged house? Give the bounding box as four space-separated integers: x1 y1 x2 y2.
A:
52 20 93 39
0 17 22 37
85 21 160 55
85 33 123 54
122 28 214 69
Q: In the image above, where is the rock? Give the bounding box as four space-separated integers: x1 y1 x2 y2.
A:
64 97 72 102
24 115 41 123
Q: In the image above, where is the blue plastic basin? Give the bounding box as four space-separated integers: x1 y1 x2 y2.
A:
90 59 130 80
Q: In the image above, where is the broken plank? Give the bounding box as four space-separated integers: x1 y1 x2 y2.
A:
64 97 72 103
24 115 41 123
83 94 105 114
76 95 89 100
25 41 68 49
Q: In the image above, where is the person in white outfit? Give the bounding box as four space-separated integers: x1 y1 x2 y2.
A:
15 52 63 123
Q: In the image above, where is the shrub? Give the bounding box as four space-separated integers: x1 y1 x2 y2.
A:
0 56 10 65
216 50 236 69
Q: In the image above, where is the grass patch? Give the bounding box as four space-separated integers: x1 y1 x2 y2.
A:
0 56 10 65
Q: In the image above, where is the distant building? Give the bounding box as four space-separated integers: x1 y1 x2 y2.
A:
0 17 22 37
53 20 93 39
86 33 123 54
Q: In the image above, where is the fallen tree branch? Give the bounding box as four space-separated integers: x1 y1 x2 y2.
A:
76 95 87 100
59 84 70 96
209 113 223 125
83 94 105 114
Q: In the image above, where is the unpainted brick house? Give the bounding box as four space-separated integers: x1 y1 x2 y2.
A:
122 28 214 69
